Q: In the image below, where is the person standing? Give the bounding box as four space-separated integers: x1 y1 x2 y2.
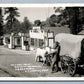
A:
51 41 60 73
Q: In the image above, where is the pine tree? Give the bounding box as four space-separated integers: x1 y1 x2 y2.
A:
4 7 19 34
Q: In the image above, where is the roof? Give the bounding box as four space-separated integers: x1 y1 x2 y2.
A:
44 26 70 36
3 34 10 37
3 32 29 37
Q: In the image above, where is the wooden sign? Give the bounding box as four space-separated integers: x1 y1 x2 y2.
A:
48 32 54 38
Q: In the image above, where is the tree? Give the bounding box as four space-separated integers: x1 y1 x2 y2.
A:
34 19 41 26
54 7 81 34
12 20 21 33
66 7 79 34
44 14 57 27
4 7 20 34
54 7 69 26
49 14 57 27
41 21 46 27
20 17 32 33
0 7 3 36
45 18 51 27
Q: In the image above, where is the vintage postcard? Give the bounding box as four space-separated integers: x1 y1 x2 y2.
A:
0 4 84 81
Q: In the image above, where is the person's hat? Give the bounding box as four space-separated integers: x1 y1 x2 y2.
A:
56 41 59 45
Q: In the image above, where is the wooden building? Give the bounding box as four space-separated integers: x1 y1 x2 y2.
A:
29 26 55 50
3 26 70 51
3 32 30 50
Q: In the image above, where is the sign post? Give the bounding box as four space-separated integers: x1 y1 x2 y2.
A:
47 31 54 48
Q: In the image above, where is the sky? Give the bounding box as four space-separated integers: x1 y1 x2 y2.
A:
17 7 55 23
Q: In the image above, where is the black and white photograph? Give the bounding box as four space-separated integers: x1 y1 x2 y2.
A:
0 4 84 80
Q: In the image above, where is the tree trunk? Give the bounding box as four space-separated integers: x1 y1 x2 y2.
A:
0 7 3 36
67 7 79 34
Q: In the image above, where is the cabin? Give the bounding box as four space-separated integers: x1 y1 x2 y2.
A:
3 32 30 50
29 26 55 50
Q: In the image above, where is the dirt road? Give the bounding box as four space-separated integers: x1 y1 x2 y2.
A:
0 46 82 77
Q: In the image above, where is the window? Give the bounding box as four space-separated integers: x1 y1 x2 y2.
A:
24 41 29 46
31 38 34 46
5 37 10 44
39 39 43 47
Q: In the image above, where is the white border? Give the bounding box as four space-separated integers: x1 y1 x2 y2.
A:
0 3 84 7
0 3 84 81
0 77 83 81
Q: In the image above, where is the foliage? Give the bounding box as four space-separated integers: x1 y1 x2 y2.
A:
49 14 57 27
20 17 32 33
34 19 41 26
45 18 51 27
3 7 84 35
65 7 79 34
43 15 57 27
54 7 84 34
41 21 47 28
4 7 20 34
